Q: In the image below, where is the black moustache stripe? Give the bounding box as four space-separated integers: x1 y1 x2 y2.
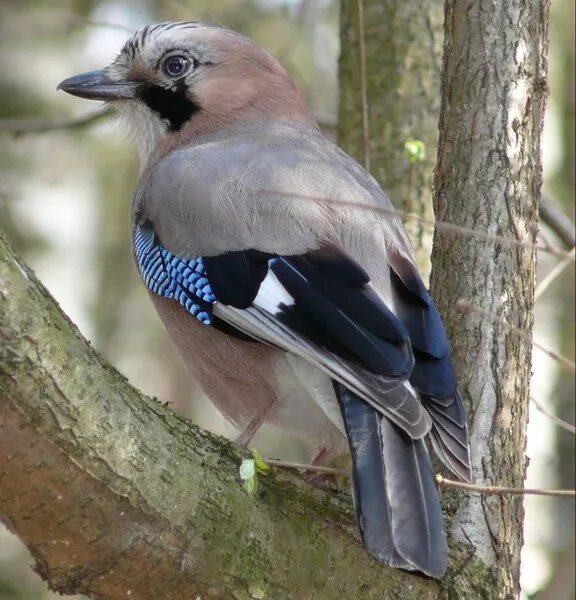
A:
138 83 200 132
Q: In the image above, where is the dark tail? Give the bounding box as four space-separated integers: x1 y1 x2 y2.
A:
336 384 447 578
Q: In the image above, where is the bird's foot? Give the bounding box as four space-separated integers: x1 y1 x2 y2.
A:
302 446 337 488
235 405 274 447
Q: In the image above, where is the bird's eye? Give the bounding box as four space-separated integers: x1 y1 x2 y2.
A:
162 55 191 78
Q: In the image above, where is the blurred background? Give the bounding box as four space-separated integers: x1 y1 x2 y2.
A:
0 1 573 598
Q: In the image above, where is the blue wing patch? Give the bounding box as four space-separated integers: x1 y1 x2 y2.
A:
134 225 215 324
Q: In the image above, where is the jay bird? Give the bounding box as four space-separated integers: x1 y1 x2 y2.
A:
58 22 471 579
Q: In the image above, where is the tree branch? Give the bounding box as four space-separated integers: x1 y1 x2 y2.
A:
0 109 112 135
0 233 489 597
436 476 575 497
540 195 576 250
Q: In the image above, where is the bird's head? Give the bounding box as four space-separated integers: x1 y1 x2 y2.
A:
58 22 313 164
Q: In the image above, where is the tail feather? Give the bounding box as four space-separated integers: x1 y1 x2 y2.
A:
429 429 472 482
425 392 472 481
425 390 467 426
380 418 447 577
337 387 412 571
336 385 447 578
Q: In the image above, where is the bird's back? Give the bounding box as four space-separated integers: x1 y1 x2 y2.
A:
134 120 413 303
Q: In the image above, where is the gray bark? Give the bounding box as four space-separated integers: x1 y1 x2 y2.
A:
430 0 550 597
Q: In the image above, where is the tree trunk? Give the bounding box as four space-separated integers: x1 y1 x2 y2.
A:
339 0 444 272
430 1 550 597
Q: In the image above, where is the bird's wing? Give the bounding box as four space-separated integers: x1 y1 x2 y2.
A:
135 223 431 439
388 250 471 480
134 123 469 461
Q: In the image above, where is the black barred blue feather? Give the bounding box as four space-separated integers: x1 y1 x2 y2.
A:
134 225 215 324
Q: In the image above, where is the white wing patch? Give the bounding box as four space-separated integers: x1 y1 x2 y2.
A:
253 269 295 314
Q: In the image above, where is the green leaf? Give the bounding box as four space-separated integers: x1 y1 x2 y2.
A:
252 449 269 474
239 458 259 494
239 458 256 481
404 138 426 163
243 474 258 494
254 458 269 474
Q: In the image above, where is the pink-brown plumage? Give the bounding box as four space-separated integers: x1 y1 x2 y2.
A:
152 294 345 452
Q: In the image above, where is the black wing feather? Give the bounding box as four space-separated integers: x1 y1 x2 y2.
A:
388 251 471 480
304 245 371 286
271 256 413 378
204 250 271 308
204 246 415 381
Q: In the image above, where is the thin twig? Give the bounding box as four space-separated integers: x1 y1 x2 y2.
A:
254 188 573 261
261 460 576 497
357 0 371 172
263 458 348 476
540 195 576 250
531 398 576 435
0 109 112 135
535 247 576 301
436 475 575 497
456 300 576 372
82 19 134 33
61 9 135 34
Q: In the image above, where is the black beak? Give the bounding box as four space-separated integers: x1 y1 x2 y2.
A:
57 69 138 101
